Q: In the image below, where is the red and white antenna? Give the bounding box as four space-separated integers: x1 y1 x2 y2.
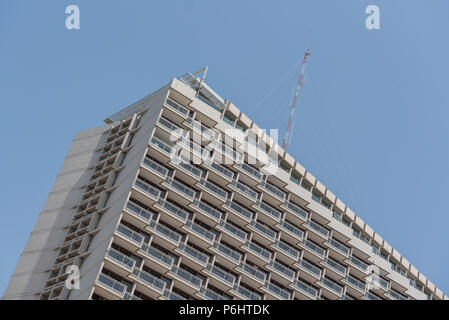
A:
282 49 311 150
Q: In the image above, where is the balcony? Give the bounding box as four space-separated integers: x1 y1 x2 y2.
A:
343 274 366 297
211 140 243 164
243 241 272 265
321 257 346 279
184 117 215 141
281 201 308 224
139 243 174 272
198 287 231 300
163 177 196 204
114 224 144 251
217 220 248 247
203 161 234 184
223 200 253 225
259 181 286 205
211 241 242 268
124 201 154 228
325 238 350 259
150 136 174 159
256 201 282 225
198 178 228 204
157 116 183 138
296 259 322 282
263 281 291 300
346 255 370 276
234 162 262 183
154 198 189 227
367 274 389 293
271 240 300 263
184 220 216 246
300 239 326 261
95 273 126 299
192 200 222 225
169 265 203 292
291 278 318 300
164 98 189 118
104 248 136 275
232 284 262 300
304 220 329 242
319 277 343 299
267 260 295 284
171 157 203 182
162 289 186 300
386 289 407 300
134 179 162 202
123 292 142 300
248 220 277 245
147 221 182 248
230 179 259 204
277 220 304 244
176 242 210 268
205 264 236 290
237 262 267 287
141 157 168 182
131 268 166 297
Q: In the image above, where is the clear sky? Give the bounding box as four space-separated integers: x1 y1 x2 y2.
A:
1 0 448 296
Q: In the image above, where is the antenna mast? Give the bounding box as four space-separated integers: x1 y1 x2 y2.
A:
282 49 310 150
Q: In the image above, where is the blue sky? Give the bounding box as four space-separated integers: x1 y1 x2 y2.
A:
1 0 448 296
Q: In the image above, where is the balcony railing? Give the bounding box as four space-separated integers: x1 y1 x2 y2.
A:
200 287 231 300
199 178 228 200
174 158 203 179
294 278 318 298
185 117 215 140
165 98 189 116
178 243 209 265
218 220 247 242
149 221 182 244
116 224 144 245
261 181 286 200
278 220 304 240
235 163 262 180
324 257 346 275
249 220 276 240
132 268 166 292
165 178 196 199
244 241 272 261
185 220 216 242
299 259 322 277
306 220 330 238
125 201 154 222
206 264 236 286
107 248 136 270
283 201 308 220
135 179 161 200
273 240 300 260
140 244 174 267
257 201 282 221
225 200 253 221
170 265 203 288
348 255 369 272
303 239 326 258
97 273 125 296
213 241 242 263
158 117 182 133
269 260 295 280
151 136 173 155
233 284 262 300
207 161 234 180
163 289 186 300
346 274 366 292
157 198 189 222
264 281 291 299
388 289 407 300
193 200 222 221
327 238 350 256
320 277 343 296
238 262 267 282
142 157 168 177
231 180 258 200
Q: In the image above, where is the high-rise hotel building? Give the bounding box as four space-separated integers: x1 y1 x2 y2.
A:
3 73 447 300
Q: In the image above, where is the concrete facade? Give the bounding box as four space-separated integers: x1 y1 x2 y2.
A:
3 74 447 300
